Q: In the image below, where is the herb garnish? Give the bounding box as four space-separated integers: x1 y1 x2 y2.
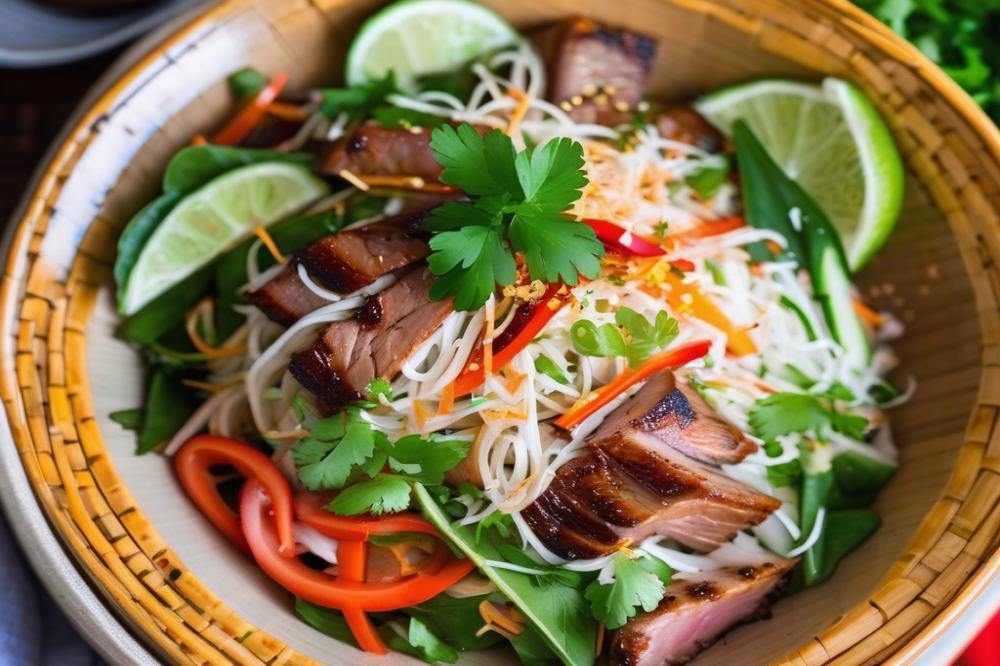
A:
423 124 604 310
570 306 679 368
584 553 671 629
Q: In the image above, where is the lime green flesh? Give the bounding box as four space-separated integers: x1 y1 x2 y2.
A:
346 0 518 90
696 78 904 271
121 162 328 316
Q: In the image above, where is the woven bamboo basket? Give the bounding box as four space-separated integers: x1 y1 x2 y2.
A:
1 0 998 663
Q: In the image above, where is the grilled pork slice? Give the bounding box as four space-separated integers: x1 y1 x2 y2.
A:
654 104 726 154
524 439 778 559
246 209 432 326
533 17 656 126
591 370 756 465
324 121 442 180
288 267 452 408
609 557 798 666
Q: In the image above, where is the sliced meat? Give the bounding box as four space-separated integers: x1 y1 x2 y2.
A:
609 557 797 666
324 121 442 180
524 439 778 559
654 104 726 154
246 208 432 326
533 17 656 126
591 370 756 465
288 267 452 409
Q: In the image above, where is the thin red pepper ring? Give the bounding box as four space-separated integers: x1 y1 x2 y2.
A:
452 282 572 396
240 481 474 654
174 435 295 555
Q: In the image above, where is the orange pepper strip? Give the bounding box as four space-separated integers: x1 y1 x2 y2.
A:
337 540 387 655
174 435 295 556
453 283 571 397
213 72 290 146
669 216 745 242
554 340 711 430
662 272 757 356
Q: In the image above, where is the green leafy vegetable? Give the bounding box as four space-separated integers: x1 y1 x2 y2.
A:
319 71 399 119
228 67 268 98
830 450 897 509
162 145 313 195
388 617 460 664
108 408 143 431
328 474 413 515
685 157 730 200
811 509 881 584
294 406 386 490
135 370 197 454
114 192 183 306
798 468 834 585
403 594 503 651
294 598 357 646
413 484 597 666
365 377 394 402
856 1 999 123
534 355 570 385
748 392 868 441
424 124 603 309
584 553 667 629
571 307 679 368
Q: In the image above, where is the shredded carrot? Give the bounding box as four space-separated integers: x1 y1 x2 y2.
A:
669 216 745 243
505 88 531 138
507 473 536 500
184 299 247 358
213 72 289 146
483 299 496 378
266 101 308 122
412 400 429 432
182 379 227 393
596 623 606 656
504 371 527 395
478 601 524 636
437 382 455 417
254 226 286 264
853 298 886 327
190 134 208 146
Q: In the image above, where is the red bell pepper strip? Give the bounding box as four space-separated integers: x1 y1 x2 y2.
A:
583 218 666 257
554 340 712 430
212 72 290 146
336 539 386 655
174 435 295 556
239 480 473 612
582 218 694 272
452 283 572 396
295 492 442 540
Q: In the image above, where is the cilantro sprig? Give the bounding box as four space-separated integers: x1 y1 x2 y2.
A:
585 553 671 629
570 306 679 368
293 408 469 515
424 124 604 310
748 392 868 442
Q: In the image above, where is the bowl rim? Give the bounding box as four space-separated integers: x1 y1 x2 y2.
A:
0 0 997 664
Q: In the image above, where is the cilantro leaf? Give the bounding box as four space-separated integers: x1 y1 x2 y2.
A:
508 212 602 285
423 123 602 310
293 407 382 490
571 308 679 368
585 553 666 629
513 136 587 213
430 125 520 197
748 392 869 442
365 377 393 402
328 474 413 515
389 436 470 484
427 225 516 310
685 158 730 200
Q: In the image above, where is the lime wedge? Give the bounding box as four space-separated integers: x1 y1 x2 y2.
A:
120 162 327 315
346 0 518 90
695 78 903 270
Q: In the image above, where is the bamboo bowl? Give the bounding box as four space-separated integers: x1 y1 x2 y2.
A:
2 0 998 664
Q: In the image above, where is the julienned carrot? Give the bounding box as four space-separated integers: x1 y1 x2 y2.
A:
554 340 712 430
671 216 745 241
213 72 290 146
661 271 757 356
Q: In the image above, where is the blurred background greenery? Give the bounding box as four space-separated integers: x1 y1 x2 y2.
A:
856 0 999 123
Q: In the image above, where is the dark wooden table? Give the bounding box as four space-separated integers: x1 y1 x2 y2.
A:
0 48 126 223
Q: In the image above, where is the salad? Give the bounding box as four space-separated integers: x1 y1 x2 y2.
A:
110 1 909 664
